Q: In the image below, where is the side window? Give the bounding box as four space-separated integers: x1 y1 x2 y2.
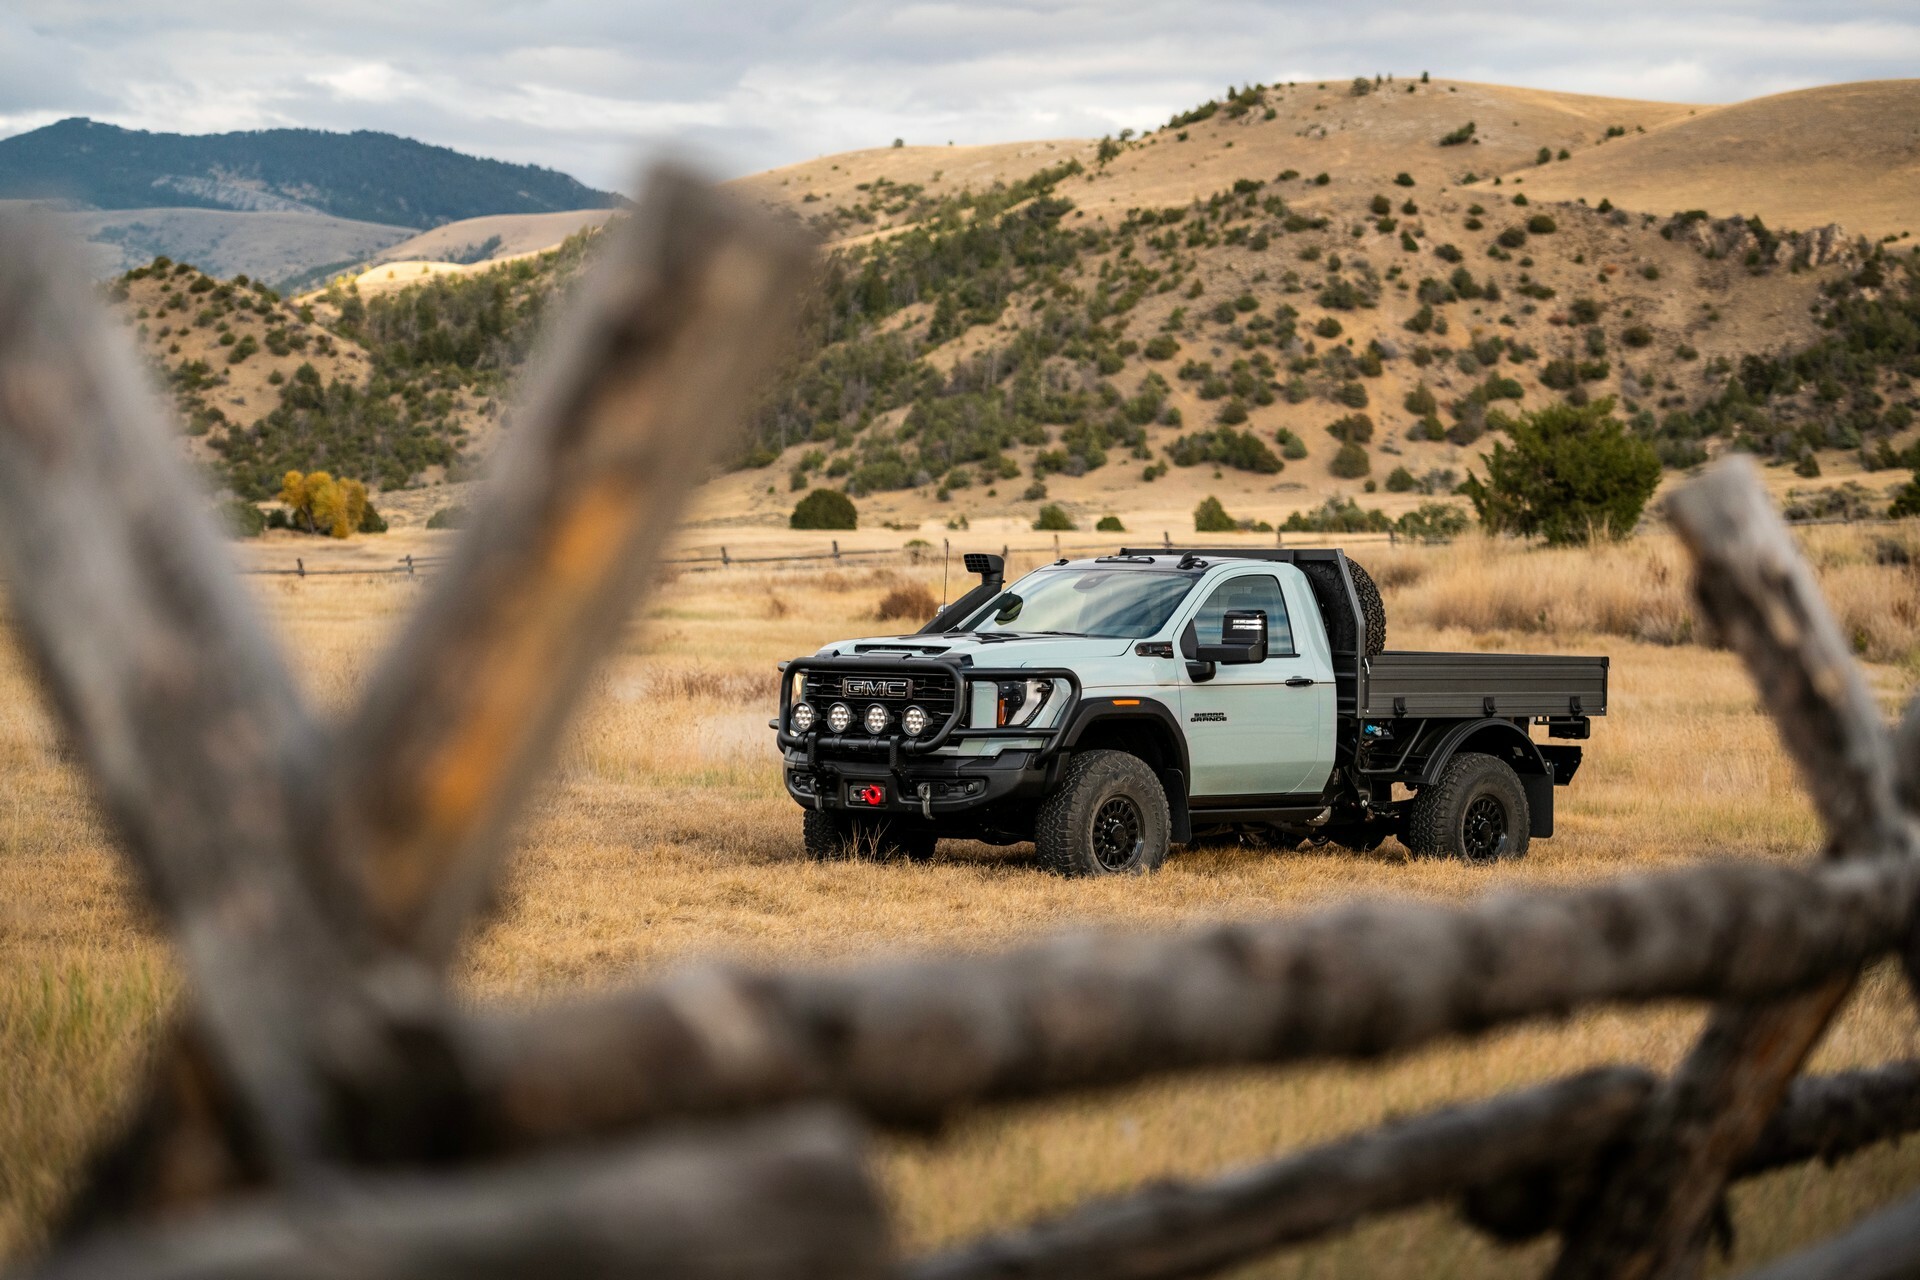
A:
1191 574 1296 657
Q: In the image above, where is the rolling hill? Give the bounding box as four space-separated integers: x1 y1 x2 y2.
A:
96 77 1920 538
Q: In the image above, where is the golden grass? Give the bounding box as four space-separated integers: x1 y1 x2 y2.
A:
3 530 1920 1272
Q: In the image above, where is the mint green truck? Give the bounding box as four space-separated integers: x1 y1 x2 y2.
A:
775 548 1607 874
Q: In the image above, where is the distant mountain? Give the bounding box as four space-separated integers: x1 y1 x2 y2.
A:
0 118 621 228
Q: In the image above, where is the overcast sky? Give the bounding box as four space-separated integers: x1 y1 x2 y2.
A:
2 2 1915 192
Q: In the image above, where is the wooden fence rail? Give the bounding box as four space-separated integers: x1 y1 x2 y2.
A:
4 169 1920 1280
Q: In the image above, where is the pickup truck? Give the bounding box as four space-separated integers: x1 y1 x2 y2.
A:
774 548 1606 874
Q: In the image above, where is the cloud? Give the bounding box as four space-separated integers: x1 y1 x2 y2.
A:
4 1 1916 191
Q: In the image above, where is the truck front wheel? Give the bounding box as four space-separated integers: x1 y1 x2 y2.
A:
1405 752 1530 864
1036 750 1171 877
803 810 938 863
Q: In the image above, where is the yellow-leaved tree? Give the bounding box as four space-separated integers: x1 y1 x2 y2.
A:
279 470 370 538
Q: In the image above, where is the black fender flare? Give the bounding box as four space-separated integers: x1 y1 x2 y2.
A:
1056 696 1193 843
1416 717 1555 839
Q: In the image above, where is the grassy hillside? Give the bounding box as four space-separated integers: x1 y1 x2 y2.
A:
714 76 1919 533
1 117 620 227
103 76 1920 535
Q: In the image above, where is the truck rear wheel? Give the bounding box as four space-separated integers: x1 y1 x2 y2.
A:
1405 752 1530 864
803 810 938 863
1036 750 1171 877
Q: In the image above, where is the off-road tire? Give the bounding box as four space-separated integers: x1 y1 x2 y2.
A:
803 810 938 862
1300 559 1387 657
1405 752 1530 863
1036 750 1171 876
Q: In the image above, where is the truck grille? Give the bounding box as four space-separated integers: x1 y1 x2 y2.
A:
823 670 959 720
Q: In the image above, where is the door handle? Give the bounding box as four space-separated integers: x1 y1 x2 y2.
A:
1285 676 1314 688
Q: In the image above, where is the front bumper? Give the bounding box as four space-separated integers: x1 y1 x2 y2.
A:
782 746 1055 818
775 656 1080 819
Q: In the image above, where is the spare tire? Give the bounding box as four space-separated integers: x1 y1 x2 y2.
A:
1299 558 1388 656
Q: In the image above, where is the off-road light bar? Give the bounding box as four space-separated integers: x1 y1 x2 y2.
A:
902 705 929 736
826 702 853 734
790 702 817 733
864 703 890 735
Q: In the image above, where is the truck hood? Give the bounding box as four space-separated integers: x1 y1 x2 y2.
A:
814 632 1139 668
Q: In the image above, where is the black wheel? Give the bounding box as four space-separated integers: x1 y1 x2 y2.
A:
803 810 938 862
1036 750 1171 877
1404 752 1530 863
1299 559 1387 657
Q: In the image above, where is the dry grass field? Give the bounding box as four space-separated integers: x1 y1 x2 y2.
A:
4 528 1920 1274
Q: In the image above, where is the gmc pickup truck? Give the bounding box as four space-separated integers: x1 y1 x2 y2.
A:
774 548 1606 874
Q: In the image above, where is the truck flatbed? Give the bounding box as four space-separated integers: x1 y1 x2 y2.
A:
1359 651 1609 721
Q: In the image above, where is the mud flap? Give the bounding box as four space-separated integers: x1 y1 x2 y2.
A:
1165 768 1192 845
1523 770 1554 838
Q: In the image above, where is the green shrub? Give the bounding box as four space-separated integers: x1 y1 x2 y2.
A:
1460 398 1660 544
1033 503 1076 531
1096 514 1126 532
1439 122 1476 146
426 505 469 530
1497 226 1528 249
1404 382 1438 415
1335 380 1369 408
1385 465 1418 493
1328 413 1374 443
1395 172 1415 187
1330 440 1371 478
1891 473 1920 519
1144 334 1179 359
1194 495 1238 532
1621 324 1654 348
1275 428 1308 459
1217 397 1249 425
790 488 858 530
1526 214 1558 234
1396 502 1471 540
1315 316 1343 338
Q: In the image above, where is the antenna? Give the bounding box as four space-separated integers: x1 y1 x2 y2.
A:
940 538 950 610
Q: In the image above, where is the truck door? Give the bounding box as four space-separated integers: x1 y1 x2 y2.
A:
1177 570 1332 798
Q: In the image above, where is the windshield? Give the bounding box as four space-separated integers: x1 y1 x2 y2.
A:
953 568 1196 638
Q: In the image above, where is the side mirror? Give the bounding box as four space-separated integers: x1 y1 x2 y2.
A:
1194 609 1269 665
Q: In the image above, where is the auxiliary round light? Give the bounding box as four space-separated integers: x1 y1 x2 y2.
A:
864 703 891 736
826 702 854 734
790 702 817 733
901 705 930 737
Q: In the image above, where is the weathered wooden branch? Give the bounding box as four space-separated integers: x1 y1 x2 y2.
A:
908 1069 1653 1280
28 1108 890 1280
467 854 1920 1142
913 1061 1920 1280
1467 1061 1920 1241
0 212 429 1182
1553 457 1920 1280
338 167 815 964
51 167 817 1230
1730 1187 1920 1280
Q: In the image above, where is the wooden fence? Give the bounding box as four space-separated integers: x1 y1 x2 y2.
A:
3 170 1920 1280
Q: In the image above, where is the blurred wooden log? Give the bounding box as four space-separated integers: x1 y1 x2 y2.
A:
470 854 1919 1142
1553 457 1920 1280
910 1059 1920 1280
1728 1187 1920 1280
28 1108 889 1280
0 212 420 1178
909 1069 1652 1280
338 167 815 964
1468 1061 1920 1241
51 166 816 1230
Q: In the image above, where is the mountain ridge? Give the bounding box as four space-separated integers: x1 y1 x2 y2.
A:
0 117 621 229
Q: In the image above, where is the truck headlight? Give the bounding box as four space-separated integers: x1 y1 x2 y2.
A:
864 703 890 735
790 703 816 733
827 702 853 734
902 705 929 736
996 678 1056 728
